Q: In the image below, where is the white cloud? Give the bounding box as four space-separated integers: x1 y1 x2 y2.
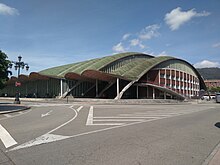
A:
139 43 145 49
122 33 131 40
139 24 160 40
194 60 220 68
212 42 220 48
0 3 19 16
156 51 171 56
149 51 173 57
129 39 146 49
112 42 125 52
130 39 140 46
164 7 210 30
112 24 160 53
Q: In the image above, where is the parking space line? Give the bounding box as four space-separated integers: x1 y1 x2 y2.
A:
86 106 93 125
0 124 17 148
94 116 160 119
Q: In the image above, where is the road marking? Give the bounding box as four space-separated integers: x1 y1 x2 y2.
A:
76 106 83 112
9 105 214 151
46 105 78 134
86 106 160 126
94 116 160 119
0 124 17 148
10 133 70 151
41 110 53 118
86 106 124 126
9 118 158 151
93 119 144 122
119 114 172 117
86 106 93 125
3 114 12 118
9 105 80 151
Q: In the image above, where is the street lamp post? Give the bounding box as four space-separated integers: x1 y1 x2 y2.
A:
9 56 29 104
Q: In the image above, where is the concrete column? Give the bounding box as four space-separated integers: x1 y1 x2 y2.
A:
60 79 63 97
116 78 120 97
47 80 49 94
183 72 185 95
153 87 155 99
147 86 149 98
165 69 167 87
136 85 139 99
175 70 177 91
96 79 98 97
179 71 180 92
170 69 172 88
164 92 166 99
158 70 160 86
187 74 189 96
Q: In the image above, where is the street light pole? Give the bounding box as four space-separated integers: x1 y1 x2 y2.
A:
9 56 29 104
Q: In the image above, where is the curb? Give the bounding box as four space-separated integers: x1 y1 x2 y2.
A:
0 106 31 115
202 141 220 165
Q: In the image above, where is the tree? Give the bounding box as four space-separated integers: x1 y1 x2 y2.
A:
0 50 10 89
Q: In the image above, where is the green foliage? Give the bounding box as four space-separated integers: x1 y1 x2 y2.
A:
208 87 220 93
0 50 10 89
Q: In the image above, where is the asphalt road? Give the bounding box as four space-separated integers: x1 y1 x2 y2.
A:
0 102 220 165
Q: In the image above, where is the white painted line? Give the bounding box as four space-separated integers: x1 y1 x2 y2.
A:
93 119 144 122
89 123 124 126
9 118 162 151
76 106 83 112
0 124 17 148
46 105 78 134
9 105 213 151
119 114 172 117
69 118 161 139
86 106 93 126
3 114 12 118
18 112 23 114
134 112 183 115
41 110 53 118
94 116 160 119
10 133 70 151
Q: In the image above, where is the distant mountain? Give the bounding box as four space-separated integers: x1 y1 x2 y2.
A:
196 67 220 80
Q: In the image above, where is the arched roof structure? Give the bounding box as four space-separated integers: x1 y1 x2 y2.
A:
6 52 206 91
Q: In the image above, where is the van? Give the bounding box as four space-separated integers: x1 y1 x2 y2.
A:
216 93 220 103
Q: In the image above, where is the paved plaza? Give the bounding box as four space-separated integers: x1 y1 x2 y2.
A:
0 100 220 165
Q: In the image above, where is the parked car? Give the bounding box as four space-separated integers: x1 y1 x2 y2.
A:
216 93 220 103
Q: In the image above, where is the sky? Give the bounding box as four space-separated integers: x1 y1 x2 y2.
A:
0 0 220 76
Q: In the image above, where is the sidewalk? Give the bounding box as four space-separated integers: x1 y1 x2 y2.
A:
0 103 30 114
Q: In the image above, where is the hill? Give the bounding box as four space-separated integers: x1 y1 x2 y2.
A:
196 67 220 80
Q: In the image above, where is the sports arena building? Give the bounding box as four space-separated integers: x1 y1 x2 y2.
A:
1 52 206 100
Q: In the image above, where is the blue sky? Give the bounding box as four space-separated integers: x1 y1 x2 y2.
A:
0 0 220 76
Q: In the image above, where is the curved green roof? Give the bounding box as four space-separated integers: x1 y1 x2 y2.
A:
38 52 205 90
39 52 151 77
110 56 174 80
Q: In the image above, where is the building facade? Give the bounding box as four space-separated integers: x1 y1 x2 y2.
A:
0 52 206 100
204 79 220 88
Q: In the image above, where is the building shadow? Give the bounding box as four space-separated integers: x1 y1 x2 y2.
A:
215 122 220 128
